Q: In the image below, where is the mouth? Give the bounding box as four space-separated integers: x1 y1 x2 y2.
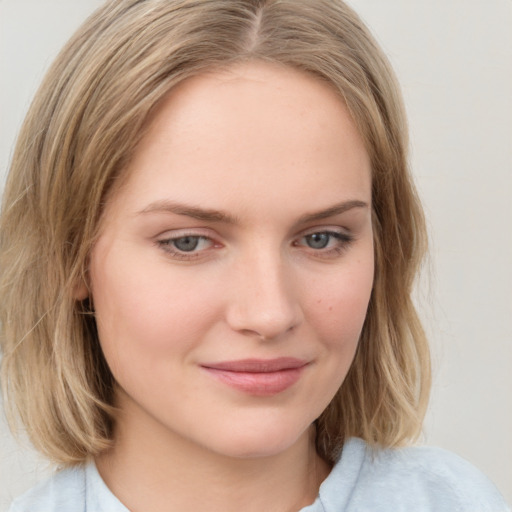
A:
200 358 309 396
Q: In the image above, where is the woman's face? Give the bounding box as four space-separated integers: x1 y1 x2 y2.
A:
88 61 374 459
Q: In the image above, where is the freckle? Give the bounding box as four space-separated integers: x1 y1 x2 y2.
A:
328 306 333 311
317 299 322 304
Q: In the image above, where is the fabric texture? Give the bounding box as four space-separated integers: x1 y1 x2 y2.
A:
9 438 510 512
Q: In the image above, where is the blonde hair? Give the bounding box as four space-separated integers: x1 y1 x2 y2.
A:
0 0 429 465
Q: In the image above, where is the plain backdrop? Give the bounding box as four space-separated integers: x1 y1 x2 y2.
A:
0 0 511 509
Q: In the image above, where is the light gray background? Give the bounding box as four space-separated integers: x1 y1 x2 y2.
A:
0 0 511 509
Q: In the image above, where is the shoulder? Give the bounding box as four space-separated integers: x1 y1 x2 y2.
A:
8 461 128 512
320 438 510 512
8 465 86 512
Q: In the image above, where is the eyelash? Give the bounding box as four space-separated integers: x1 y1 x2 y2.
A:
294 230 354 258
156 234 215 261
156 230 354 261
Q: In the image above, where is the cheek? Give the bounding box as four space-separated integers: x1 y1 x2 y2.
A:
305 255 374 350
89 247 223 369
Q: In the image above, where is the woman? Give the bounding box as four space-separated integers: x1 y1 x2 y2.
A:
0 0 508 510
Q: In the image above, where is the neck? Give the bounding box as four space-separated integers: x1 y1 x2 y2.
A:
96 407 330 512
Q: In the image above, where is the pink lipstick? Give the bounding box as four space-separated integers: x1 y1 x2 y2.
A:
201 357 308 396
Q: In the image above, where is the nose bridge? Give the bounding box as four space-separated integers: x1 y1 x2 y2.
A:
226 243 302 339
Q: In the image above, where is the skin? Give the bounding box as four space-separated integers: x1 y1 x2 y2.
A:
87 61 374 512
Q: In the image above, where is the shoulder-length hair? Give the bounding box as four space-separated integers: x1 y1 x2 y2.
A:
0 0 429 465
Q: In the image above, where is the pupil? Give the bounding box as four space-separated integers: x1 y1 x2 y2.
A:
174 236 199 252
307 233 329 249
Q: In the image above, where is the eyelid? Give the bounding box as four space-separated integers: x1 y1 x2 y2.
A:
155 226 215 239
300 224 350 235
155 228 222 261
297 225 353 242
293 227 355 257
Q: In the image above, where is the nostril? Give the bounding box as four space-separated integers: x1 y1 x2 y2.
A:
238 324 296 341
240 328 268 340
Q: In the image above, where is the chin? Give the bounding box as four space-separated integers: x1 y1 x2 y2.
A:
201 421 315 460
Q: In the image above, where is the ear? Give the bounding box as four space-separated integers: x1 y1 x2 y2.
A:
73 277 89 301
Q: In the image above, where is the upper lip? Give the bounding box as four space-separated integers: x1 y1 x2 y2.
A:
201 357 308 373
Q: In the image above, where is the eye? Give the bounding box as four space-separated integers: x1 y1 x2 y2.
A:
156 234 216 260
304 232 332 249
294 230 354 257
172 235 209 252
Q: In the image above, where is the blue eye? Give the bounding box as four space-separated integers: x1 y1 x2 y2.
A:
172 236 202 252
157 235 214 259
295 230 354 257
303 231 350 249
305 232 331 249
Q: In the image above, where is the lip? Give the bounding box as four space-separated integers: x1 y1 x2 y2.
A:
201 358 309 396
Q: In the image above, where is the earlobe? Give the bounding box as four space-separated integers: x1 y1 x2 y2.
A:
73 278 89 301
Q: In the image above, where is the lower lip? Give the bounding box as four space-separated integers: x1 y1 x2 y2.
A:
202 367 305 396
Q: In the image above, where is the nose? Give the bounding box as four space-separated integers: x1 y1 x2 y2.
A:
225 250 303 341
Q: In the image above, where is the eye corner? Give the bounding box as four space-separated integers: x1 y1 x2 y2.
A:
154 232 222 262
293 228 355 259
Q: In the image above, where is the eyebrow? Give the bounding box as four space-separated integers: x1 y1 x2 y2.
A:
297 199 369 223
138 200 239 224
138 199 368 224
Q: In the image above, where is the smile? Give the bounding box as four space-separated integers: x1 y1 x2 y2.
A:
201 358 309 396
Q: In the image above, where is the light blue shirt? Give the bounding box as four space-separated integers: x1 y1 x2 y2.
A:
9 438 510 511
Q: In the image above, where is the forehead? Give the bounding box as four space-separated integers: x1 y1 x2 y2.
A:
105 61 371 222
